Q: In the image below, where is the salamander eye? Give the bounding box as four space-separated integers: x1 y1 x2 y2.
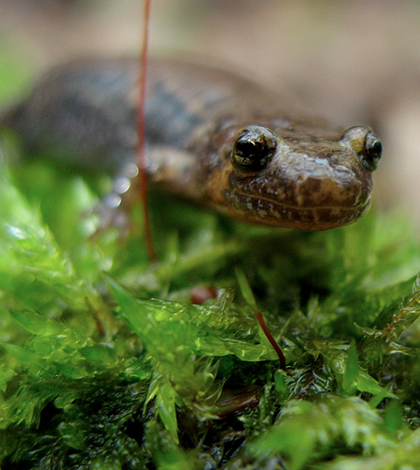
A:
340 126 382 172
364 131 382 171
231 125 278 174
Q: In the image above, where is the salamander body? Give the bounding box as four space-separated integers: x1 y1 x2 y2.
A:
1 57 382 230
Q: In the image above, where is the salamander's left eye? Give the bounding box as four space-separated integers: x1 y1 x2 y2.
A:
364 131 382 171
231 125 278 174
340 126 382 172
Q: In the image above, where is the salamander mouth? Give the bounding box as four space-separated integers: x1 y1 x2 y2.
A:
226 192 371 231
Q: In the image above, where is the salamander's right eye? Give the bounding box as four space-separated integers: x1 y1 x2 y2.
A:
231 125 278 174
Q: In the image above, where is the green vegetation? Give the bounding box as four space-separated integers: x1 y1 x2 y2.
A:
0 154 419 470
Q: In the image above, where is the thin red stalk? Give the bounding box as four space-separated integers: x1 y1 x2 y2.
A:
137 0 156 262
255 310 286 370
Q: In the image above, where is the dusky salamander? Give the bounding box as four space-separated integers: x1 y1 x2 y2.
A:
1 57 382 231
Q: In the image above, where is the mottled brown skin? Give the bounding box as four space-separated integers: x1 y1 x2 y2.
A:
199 122 376 230
1 57 381 231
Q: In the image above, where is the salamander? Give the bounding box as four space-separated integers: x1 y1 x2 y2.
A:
0 57 382 231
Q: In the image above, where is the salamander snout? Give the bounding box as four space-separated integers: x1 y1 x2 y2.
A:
219 123 382 230
340 126 382 172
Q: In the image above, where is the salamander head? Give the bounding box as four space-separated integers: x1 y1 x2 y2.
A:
209 124 382 230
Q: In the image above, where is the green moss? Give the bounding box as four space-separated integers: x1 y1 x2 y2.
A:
1 144 420 469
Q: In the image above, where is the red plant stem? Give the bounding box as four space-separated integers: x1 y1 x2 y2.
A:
255 310 286 370
137 0 156 263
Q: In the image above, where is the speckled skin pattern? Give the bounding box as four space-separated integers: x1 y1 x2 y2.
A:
2 57 380 230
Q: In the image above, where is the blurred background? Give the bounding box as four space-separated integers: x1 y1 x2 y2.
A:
0 0 419 223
